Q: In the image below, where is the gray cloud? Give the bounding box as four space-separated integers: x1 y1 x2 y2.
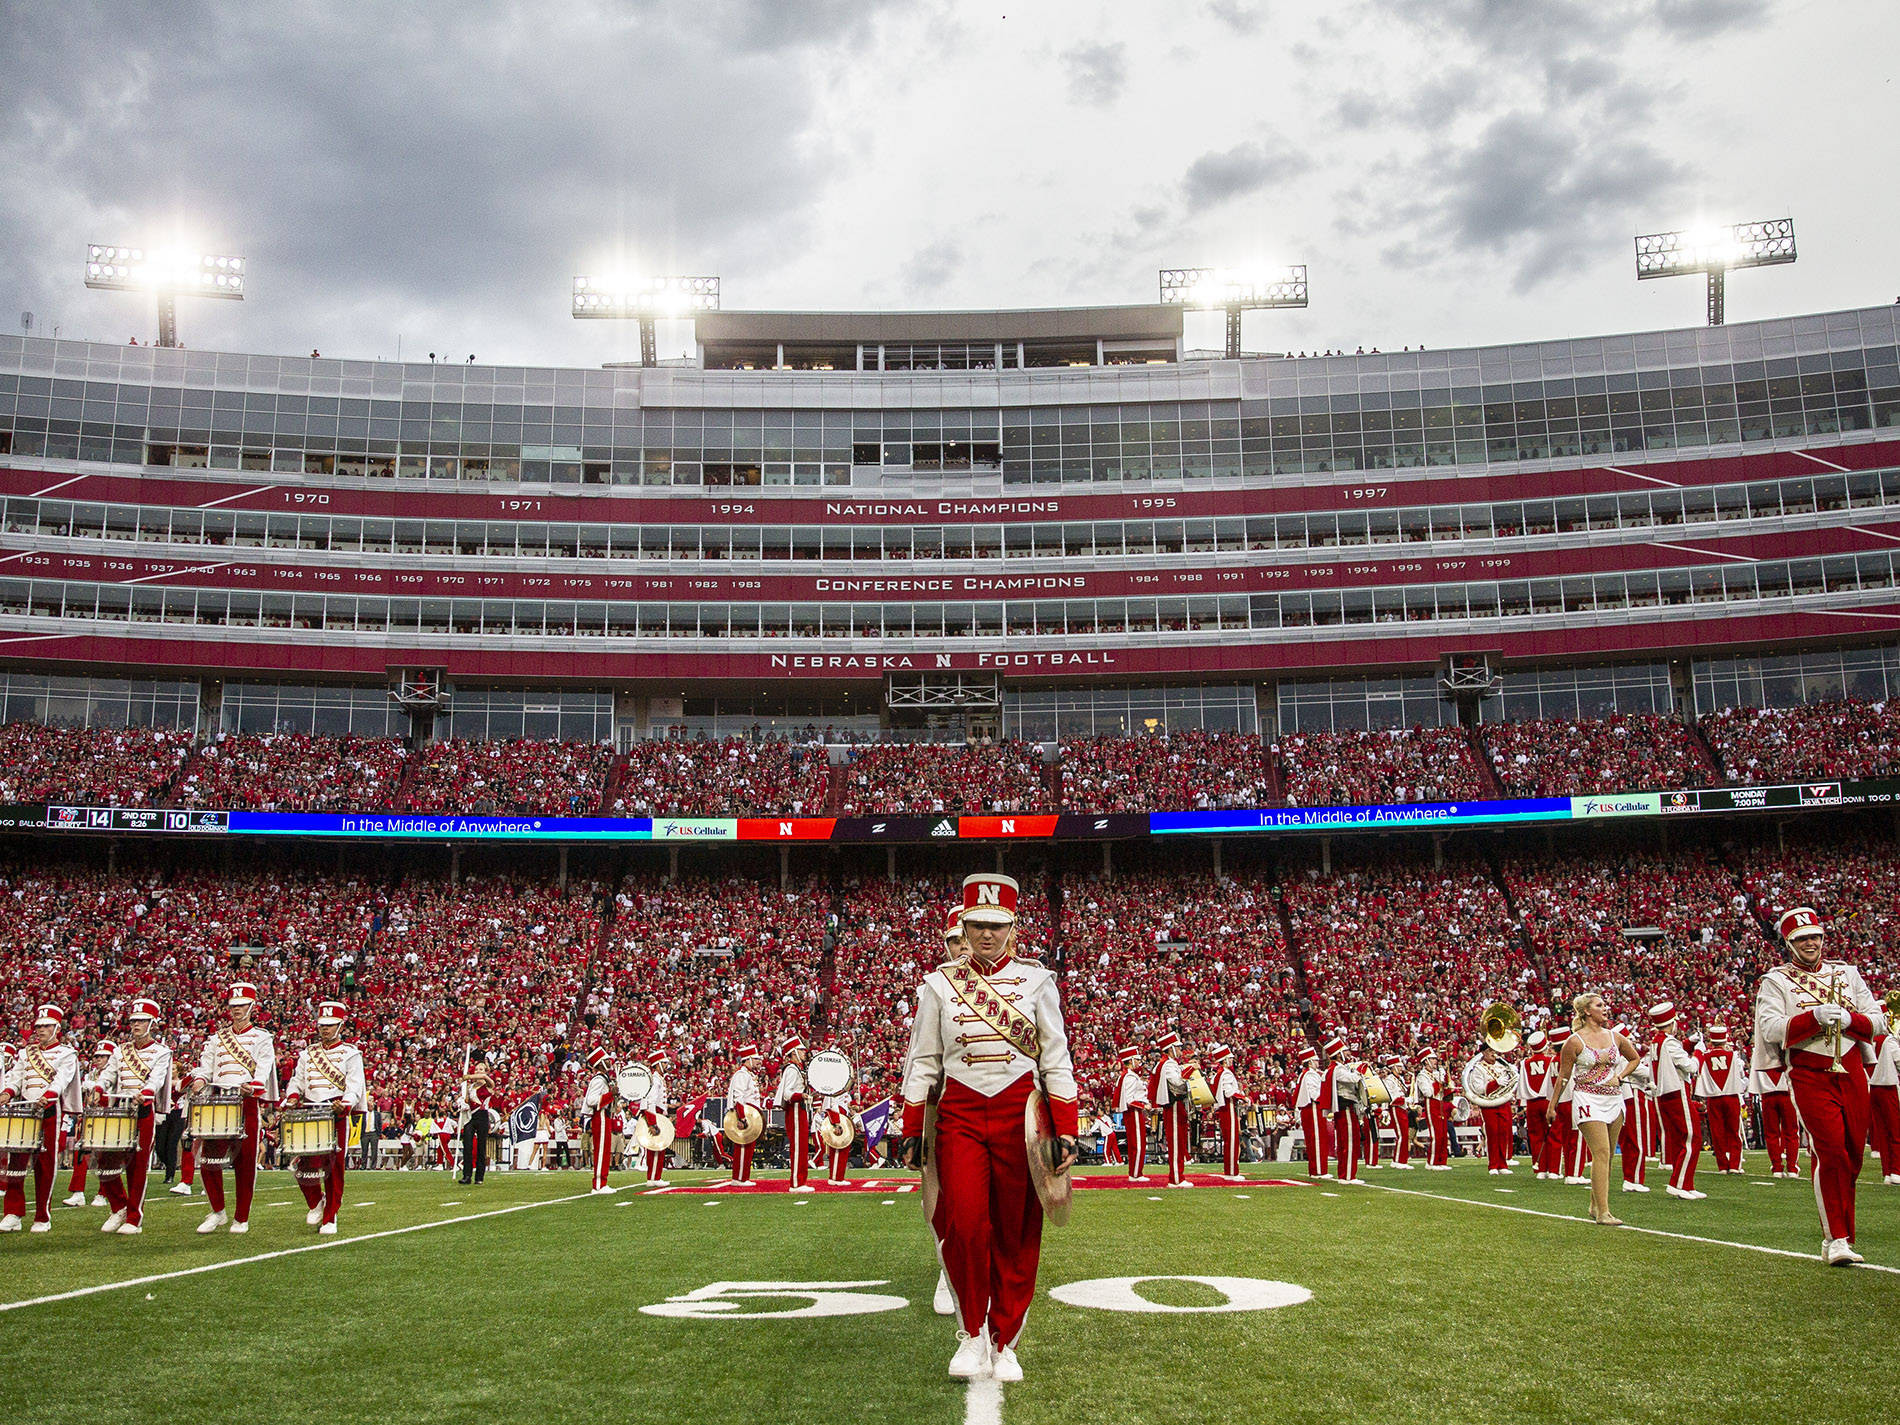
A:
1181 140 1311 210
1653 0 1772 38
900 240 963 296
1206 1 1264 34
1063 42 1129 107
1407 111 1685 291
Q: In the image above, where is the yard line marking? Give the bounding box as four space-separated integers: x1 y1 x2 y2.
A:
1361 1182 1900 1275
964 1377 1004 1425
0 1187 617 1315
440 1201 461 1206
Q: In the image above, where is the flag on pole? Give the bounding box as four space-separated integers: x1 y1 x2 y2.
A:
859 1098 893 1151
675 1093 708 1139
508 1092 543 1145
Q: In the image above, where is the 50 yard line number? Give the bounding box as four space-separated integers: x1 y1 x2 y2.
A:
639 1277 1312 1319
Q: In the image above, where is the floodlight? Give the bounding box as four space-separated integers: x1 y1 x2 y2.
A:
572 274 720 366
1159 265 1307 357
1633 218 1794 325
83 243 246 346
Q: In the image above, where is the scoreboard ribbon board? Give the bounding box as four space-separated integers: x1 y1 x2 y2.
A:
22 777 1898 844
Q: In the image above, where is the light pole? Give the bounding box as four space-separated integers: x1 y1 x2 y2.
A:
83 245 246 347
572 274 720 366
1633 219 1795 326
1158 266 1308 358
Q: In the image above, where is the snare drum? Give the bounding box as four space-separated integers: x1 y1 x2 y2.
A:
189 1091 246 1167
807 1049 855 1099
0 1102 46 1179
79 1105 140 1176
281 1104 338 1172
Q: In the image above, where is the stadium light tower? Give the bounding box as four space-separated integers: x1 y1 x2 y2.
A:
1633 219 1795 326
1159 265 1307 358
572 274 720 366
83 244 246 347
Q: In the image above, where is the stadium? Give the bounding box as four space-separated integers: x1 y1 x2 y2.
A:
4 7 1899 1425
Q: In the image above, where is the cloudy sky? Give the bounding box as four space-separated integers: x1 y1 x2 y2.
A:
2 0 1894 366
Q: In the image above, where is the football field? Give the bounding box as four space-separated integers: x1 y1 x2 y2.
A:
1 1160 1892 1425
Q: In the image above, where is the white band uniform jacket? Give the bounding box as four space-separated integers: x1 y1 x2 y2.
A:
1115 1068 1149 1113
4 1044 80 1111
727 1068 763 1111
1752 961 1886 1068
287 1043 368 1112
196 1027 279 1101
900 957 1078 1119
101 1041 174 1113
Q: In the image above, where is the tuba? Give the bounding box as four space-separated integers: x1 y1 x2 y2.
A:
1479 1003 1522 1054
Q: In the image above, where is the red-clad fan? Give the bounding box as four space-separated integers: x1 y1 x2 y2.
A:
899 872 1079 1384
1752 906 1887 1265
1148 1031 1193 1188
0 1005 80 1233
95 999 173 1234
1206 1043 1245 1181
1114 1044 1150 1182
1694 1025 1747 1173
1294 1045 1329 1178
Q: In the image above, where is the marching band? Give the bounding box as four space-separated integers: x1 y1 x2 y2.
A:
3 878 1892 1310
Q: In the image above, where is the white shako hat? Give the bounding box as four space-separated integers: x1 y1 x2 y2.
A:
317 1000 348 1027
961 873 1019 926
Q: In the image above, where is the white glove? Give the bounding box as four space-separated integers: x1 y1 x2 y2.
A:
1812 1003 1850 1030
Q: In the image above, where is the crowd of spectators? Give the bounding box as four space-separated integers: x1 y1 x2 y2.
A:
1703 699 1900 784
0 723 192 807
587 871 830 1101
1499 844 1768 1034
1058 866 1301 1107
609 738 831 817
1059 732 1276 812
1731 828 1900 991
406 738 611 816
1282 848 1538 1062
172 733 410 812
1480 713 1719 799
836 741 1052 815
1277 727 1488 807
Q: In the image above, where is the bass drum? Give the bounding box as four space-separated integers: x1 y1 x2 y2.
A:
616 1063 654 1103
807 1049 854 1099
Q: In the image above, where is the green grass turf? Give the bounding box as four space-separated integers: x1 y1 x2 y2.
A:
0 1159 1893 1425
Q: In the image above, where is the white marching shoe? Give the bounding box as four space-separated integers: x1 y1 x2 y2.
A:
1824 1237 1864 1266
100 1210 126 1233
588 1186 615 1196
1168 1180 1195 1189
317 1222 337 1236
91 1194 108 1207
1488 1168 1501 1176
229 1220 249 1234
948 1331 993 1380
61 1191 87 1207
196 1210 229 1234
1665 1186 1706 1200
168 1181 192 1196
934 1271 956 1316
28 1219 49 1233
116 1222 141 1235
991 1343 1024 1383
0 1214 21 1232
1884 1173 1900 1186
306 1206 325 1225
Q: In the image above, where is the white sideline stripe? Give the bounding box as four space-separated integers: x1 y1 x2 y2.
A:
1362 1181 1900 1275
0 1187 616 1314
964 1378 1003 1425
